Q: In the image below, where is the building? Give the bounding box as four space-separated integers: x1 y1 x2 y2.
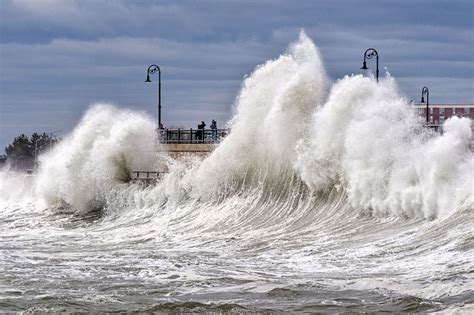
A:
413 104 474 126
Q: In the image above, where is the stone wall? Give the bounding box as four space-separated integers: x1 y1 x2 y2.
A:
159 143 217 159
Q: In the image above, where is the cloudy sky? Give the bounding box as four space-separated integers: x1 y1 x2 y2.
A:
0 0 473 150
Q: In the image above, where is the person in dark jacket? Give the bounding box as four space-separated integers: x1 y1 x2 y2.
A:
197 121 206 141
210 119 217 142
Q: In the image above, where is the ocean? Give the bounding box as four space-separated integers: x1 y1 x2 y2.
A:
1 31 473 313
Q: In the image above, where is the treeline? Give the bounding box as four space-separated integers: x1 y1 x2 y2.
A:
2 133 60 170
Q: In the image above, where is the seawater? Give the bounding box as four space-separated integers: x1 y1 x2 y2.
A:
1 31 473 313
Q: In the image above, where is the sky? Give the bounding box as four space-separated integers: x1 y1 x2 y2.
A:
1 0 473 151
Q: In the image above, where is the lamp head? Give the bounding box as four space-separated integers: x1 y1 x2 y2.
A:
360 60 368 70
421 95 425 103
145 74 151 83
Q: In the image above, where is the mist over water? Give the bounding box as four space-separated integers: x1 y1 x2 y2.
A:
1 32 473 313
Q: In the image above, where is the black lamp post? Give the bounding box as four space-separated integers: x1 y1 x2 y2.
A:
421 86 429 125
145 65 162 128
361 48 379 82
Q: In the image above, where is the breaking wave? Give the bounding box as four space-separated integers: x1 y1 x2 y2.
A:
1 31 472 313
4 31 471 220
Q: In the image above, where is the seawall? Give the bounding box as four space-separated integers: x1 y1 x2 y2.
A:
159 143 217 159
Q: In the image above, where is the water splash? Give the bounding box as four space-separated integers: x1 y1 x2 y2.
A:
34 104 162 213
183 30 327 200
0 30 473 313
295 75 472 219
3 31 471 221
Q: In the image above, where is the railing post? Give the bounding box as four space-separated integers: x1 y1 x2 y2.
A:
151 127 231 145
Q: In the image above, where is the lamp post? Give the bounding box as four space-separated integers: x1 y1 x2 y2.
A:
361 48 379 82
145 65 162 129
421 86 429 125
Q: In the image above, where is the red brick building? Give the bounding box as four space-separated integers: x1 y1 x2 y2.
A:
413 104 474 126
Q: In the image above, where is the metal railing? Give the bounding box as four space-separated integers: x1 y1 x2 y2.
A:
131 171 167 184
158 128 229 144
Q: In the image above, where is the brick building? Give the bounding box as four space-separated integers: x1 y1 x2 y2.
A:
413 104 474 126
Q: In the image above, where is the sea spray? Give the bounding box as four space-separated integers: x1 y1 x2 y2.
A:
1 32 473 313
35 104 162 213
0 170 37 205
184 31 327 200
295 75 473 219
5 31 470 221
178 32 472 220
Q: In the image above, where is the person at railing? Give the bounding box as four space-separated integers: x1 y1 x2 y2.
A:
210 119 217 142
197 121 206 142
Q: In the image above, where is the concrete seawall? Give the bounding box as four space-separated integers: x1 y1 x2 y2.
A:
159 143 217 159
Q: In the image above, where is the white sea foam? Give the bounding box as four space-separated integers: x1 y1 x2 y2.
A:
3 31 470 221
0 31 472 312
0 170 37 205
295 75 473 219
183 31 327 200
34 104 162 213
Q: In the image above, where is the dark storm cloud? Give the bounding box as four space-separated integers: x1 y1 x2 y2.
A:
0 0 473 149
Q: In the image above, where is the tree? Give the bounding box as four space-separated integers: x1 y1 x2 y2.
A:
4 133 59 170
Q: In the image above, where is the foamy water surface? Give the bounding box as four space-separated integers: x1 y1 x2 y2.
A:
1 32 473 313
